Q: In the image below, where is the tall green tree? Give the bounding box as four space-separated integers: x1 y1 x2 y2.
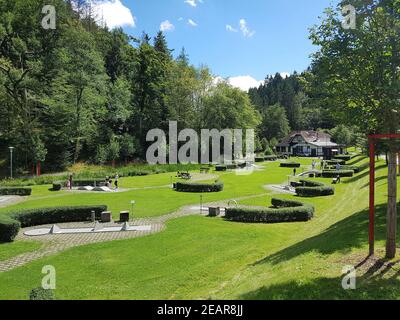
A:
310 0 400 258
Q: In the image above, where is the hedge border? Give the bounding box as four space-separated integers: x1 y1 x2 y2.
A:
295 180 335 197
0 187 32 196
321 170 354 178
280 162 301 168
174 181 224 193
225 198 314 223
0 205 107 242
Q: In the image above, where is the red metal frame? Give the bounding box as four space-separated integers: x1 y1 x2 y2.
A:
368 134 400 256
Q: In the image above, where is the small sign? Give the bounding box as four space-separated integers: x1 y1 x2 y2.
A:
131 200 136 205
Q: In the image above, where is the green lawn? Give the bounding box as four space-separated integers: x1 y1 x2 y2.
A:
1 156 400 300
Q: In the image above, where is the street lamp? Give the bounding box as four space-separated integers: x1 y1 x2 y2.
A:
8 147 14 179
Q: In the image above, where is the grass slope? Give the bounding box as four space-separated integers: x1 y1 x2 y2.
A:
0 156 399 300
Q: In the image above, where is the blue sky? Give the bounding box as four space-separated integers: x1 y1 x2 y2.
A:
95 0 339 89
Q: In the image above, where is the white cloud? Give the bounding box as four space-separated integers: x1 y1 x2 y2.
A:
178 17 184 21
239 19 255 38
226 24 238 33
188 19 198 27
213 76 263 92
228 75 263 91
280 72 290 78
184 0 203 7
92 0 135 29
160 20 175 32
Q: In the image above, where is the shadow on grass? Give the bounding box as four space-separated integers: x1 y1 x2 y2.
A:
347 155 367 166
344 163 387 184
240 270 400 300
253 204 396 267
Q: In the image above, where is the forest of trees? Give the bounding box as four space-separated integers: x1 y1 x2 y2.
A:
0 0 262 174
0 0 365 175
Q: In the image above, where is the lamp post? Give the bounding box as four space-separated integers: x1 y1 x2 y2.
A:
130 200 136 218
9 147 14 179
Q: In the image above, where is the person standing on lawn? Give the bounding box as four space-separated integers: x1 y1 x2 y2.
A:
114 174 119 191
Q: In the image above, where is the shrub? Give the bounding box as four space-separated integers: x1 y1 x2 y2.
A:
264 155 278 161
175 181 224 193
334 155 353 161
295 180 335 197
52 182 62 191
280 162 301 168
321 170 354 178
225 198 314 223
325 159 346 166
0 187 32 196
255 157 265 163
215 165 227 172
226 164 238 170
0 205 107 242
0 215 20 243
29 287 55 300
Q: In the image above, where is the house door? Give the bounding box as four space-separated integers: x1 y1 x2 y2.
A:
311 149 317 157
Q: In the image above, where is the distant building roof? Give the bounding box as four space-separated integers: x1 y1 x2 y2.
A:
277 131 339 148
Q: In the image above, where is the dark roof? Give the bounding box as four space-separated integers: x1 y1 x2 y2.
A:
277 131 338 147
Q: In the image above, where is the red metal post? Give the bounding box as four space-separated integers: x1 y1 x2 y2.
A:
369 139 375 256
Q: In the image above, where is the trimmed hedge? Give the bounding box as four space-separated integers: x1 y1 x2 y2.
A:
0 187 32 196
334 155 353 161
295 180 335 197
175 181 224 193
0 205 107 242
326 165 360 174
264 155 278 161
280 162 301 168
0 215 20 243
215 165 227 172
255 157 265 163
29 288 55 300
325 159 346 166
225 198 314 223
321 170 354 178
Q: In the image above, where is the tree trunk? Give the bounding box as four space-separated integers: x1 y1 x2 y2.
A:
386 147 397 259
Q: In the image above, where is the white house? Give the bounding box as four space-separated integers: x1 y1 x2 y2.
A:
276 131 344 159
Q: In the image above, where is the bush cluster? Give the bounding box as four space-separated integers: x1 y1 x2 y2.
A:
0 205 107 242
333 155 354 161
255 157 265 163
0 187 32 196
321 170 354 178
215 165 227 172
225 198 314 223
264 155 278 161
29 288 56 300
295 180 335 197
174 181 224 193
325 159 346 166
280 162 301 168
